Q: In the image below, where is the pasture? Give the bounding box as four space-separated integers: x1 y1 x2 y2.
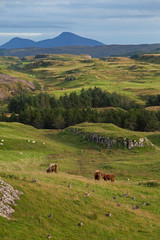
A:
1 54 160 106
0 54 160 239
0 122 160 240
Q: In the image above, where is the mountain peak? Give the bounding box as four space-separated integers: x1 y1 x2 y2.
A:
59 32 74 35
11 37 21 40
38 32 104 48
0 37 36 49
59 32 80 37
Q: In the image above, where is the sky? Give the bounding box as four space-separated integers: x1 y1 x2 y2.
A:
0 0 160 45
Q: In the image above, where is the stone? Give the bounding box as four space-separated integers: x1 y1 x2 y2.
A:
0 178 23 219
69 128 147 150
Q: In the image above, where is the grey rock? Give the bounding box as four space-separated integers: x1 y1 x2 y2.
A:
69 128 149 150
0 178 23 219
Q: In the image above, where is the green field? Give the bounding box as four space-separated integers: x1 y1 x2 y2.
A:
1 54 160 106
0 122 160 240
0 54 160 239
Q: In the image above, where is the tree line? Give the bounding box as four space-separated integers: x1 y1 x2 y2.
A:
1 87 160 132
8 87 139 113
146 94 160 106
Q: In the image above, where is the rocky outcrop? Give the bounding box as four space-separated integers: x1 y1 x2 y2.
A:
0 74 35 99
0 178 23 219
65 76 77 81
67 128 146 149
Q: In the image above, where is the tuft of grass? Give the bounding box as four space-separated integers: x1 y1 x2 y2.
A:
138 181 160 188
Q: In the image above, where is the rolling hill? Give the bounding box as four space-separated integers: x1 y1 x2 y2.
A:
1 54 160 107
0 122 160 239
1 43 160 58
0 53 160 239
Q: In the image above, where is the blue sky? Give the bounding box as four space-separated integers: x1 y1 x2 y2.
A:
0 0 160 45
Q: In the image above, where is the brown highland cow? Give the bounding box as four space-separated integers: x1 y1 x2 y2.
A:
94 170 101 180
101 173 115 182
47 164 58 173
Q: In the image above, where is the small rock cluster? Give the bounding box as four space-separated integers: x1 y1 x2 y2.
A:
68 128 146 149
65 76 76 81
0 178 23 219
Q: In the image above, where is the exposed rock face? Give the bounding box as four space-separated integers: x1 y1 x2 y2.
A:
68 128 146 149
0 74 35 99
0 178 23 219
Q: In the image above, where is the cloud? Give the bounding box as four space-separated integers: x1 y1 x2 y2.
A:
0 0 160 44
0 33 42 36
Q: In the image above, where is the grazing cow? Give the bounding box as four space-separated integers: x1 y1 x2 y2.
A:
101 173 115 182
94 170 101 180
47 164 58 173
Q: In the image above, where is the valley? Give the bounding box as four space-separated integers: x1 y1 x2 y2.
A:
0 54 160 239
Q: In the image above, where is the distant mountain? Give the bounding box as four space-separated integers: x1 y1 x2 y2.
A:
37 32 104 48
0 37 37 49
0 32 104 49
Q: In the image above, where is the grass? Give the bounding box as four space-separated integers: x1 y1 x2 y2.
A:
67 122 146 138
1 173 160 240
0 122 160 239
145 106 160 111
1 53 160 239
1 54 160 105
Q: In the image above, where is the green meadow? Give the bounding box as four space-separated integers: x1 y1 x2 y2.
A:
0 54 160 239
0 122 160 240
1 54 160 105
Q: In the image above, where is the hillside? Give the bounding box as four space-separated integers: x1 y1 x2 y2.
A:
1 43 160 58
1 54 160 107
136 54 160 64
0 122 160 239
0 74 35 99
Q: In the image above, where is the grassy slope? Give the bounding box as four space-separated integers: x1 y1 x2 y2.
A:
0 54 160 239
0 122 160 240
1 55 160 105
138 54 160 64
24 55 160 104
